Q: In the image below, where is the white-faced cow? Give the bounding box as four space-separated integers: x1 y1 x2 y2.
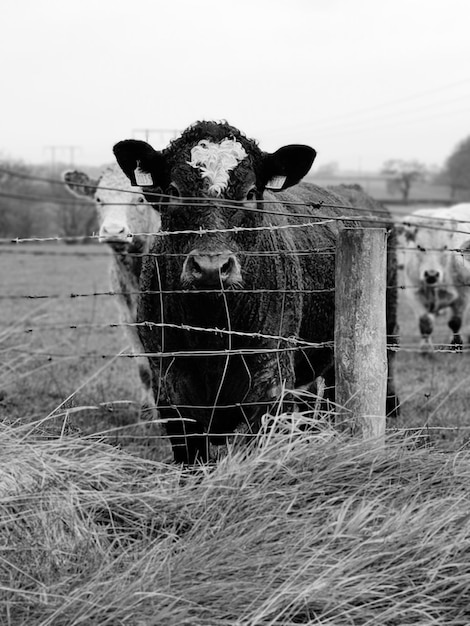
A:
113 121 399 463
398 203 470 350
63 165 162 418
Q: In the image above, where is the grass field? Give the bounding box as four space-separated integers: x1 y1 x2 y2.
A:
0 244 170 459
2 242 470 624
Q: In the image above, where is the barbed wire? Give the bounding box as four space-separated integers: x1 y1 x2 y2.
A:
16 321 331 348
3 217 467 247
0 189 91 206
8 345 310 359
0 218 339 245
1 242 470 256
2 163 467 227
0 246 337 258
1 209 469 246
3 324 467 355
4 278 470 300
0 163 409 219
7 285 428 300
0 164 390 209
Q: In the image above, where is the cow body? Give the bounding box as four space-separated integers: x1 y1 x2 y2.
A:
398 204 470 349
63 166 162 417
113 121 399 463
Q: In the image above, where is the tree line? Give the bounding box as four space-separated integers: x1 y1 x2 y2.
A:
0 160 100 240
382 136 470 204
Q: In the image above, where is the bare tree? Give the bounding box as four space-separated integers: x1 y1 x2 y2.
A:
0 158 97 238
382 159 427 204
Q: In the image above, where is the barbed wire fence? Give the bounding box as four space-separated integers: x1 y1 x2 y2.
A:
2 165 470 452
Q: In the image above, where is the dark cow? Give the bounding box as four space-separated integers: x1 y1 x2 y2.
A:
113 121 399 463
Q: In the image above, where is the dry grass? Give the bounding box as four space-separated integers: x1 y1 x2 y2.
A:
0 245 153 445
1 416 470 625
2 244 470 624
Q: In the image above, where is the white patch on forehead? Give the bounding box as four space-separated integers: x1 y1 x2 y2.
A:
187 138 247 196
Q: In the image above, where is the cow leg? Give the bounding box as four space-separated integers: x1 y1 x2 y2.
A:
171 435 208 465
419 313 434 352
160 407 208 464
448 314 463 351
110 260 160 422
293 376 327 417
137 361 159 422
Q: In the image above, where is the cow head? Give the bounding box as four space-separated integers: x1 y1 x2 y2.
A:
400 217 455 288
63 166 160 250
113 121 316 287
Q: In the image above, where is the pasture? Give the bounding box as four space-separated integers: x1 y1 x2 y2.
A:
0 244 169 459
1 241 470 624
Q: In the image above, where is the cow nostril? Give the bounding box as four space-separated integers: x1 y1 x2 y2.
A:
191 259 202 274
182 251 240 286
424 270 440 284
221 259 233 274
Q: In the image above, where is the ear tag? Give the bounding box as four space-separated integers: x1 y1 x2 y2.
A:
266 175 286 190
134 166 153 187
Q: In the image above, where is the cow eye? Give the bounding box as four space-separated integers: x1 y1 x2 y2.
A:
95 196 101 203
167 184 180 198
137 196 145 203
246 187 257 201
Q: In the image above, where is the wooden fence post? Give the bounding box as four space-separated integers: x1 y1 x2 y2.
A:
334 227 387 443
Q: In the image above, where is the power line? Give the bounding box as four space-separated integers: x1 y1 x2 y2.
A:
262 76 470 137
303 103 470 141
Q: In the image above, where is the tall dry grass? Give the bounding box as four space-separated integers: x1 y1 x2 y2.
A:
2 414 470 625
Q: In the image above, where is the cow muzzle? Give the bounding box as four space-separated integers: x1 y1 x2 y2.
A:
99 223 132 247
181 250 242 288
423 269 441 285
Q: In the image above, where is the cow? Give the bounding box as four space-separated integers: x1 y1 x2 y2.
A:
113 120 399 463
63 165 162 418
397 203 470 350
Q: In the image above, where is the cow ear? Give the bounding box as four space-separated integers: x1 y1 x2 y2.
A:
261 145 316 191
113 139 167 189
460 238 470 253
62 170 98 198
398 223 417 242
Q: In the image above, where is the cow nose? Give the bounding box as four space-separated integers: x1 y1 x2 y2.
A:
99 223 131 243
181 250 241 287
424 269 440 285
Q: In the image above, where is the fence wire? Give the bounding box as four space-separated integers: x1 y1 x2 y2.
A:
2 165 470 446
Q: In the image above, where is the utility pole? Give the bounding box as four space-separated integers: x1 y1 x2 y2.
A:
44 146 57 171
132 128 180 148
44 145 80 170
44 145 81 238
64 145 79 166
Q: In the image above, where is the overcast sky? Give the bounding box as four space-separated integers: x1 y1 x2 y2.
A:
2 0 470 172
